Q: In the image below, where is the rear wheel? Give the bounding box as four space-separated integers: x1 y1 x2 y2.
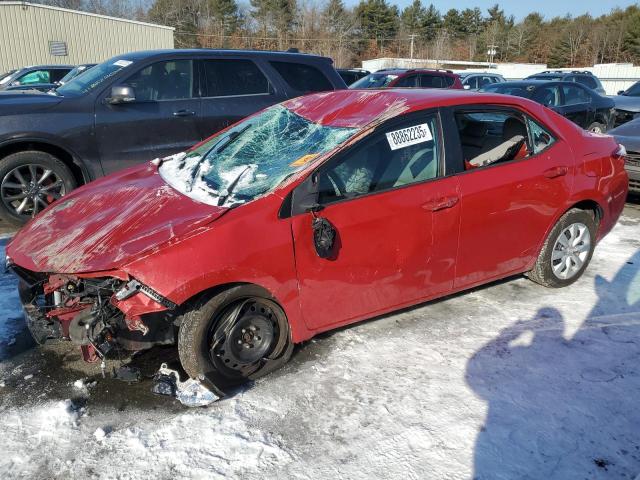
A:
0 151 75 226
527 208 597 288
587 122 606 134
178 285 293 394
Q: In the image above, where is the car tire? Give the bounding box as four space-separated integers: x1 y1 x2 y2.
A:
526 208 597 288
178 285 294 394
587 122 606 134
0 150 76 226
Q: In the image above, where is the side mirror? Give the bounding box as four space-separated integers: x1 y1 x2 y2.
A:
463 84 471 90
290 172 320 216
618 90 625 95
107 85 135 104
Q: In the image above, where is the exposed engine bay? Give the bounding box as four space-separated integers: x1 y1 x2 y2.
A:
11 265 177 365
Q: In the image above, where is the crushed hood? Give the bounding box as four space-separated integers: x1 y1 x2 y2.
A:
611 95 640 113
7 162 227 273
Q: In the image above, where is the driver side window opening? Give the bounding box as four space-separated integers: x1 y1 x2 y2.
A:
317 114 440 205
455 110 532 170
124 60 194 101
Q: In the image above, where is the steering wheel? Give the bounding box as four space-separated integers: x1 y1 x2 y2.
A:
325 171 348 197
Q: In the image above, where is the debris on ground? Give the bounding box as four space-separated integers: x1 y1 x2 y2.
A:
152 363 220 407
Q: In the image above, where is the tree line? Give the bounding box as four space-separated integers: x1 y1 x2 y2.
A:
23 0 640 68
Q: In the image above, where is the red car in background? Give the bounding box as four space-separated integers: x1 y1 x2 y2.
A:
350 68 464 90
7 89 628 397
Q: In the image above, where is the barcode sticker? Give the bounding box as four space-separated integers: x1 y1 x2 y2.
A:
386 123 433 150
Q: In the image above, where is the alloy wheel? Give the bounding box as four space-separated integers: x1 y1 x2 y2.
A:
0 164 66 218
551 222 591 280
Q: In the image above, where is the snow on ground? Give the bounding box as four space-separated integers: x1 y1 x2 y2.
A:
0 207 639 479
0 238 24 352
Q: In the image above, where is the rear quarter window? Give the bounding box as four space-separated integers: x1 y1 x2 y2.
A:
574 75 598 90
270 61 333 93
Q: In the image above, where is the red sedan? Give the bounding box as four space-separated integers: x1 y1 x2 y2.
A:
6 89 628 395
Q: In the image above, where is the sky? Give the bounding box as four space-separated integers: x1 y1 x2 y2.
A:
342 0 638 20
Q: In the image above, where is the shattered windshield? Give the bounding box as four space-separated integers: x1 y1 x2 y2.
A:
350 73 399 89
159 105 358 207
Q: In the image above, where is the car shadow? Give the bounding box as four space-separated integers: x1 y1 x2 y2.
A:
466 252 640 479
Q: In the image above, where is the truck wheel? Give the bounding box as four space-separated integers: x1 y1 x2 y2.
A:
587 122 606 134
0 151 76 226
527 208 597 288
178 285 293 394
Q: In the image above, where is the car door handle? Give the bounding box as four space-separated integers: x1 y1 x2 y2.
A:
422 195 459 212
544 166 568 179
173 110 196 117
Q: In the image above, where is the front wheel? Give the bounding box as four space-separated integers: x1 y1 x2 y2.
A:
178 285 293 394
0 151 76 226
527 208 597 288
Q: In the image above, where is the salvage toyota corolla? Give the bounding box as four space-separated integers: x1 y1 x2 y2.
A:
6 89 628 396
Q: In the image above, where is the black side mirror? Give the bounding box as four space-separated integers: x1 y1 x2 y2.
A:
107 85 135 104
290 172 320 216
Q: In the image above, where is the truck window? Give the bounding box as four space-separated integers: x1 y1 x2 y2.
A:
270 61 333 93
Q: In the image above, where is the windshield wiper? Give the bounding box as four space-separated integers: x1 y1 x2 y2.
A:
215 124 251 155
217 166 251 207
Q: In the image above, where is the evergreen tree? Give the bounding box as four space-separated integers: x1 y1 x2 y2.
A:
206 0 239 34
623 11 640 63
355 0 399 47
422 4 441 41
443 8 465 38
401 0 426 36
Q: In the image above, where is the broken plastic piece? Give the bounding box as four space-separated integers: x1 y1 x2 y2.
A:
152 363 220 407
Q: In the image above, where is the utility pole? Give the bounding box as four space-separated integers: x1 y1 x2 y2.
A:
409 34 417 59
487 44 498 67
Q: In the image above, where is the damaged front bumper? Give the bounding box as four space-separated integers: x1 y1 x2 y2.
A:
9 262 177 362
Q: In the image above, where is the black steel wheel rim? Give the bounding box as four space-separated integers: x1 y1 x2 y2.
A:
0 164 65 218
209 298 280 375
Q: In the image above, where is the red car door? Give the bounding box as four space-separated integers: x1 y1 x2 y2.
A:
450 107 574 289
289 112 461 332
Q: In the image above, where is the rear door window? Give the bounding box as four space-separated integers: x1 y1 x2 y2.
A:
270 61 333 93
203 59 270 97
562 85 591 105
479 76 495 88
532 85 561 107
464 76 478 89
455 110 531 170
395 75 418 87
420 75 446 88
124 60 194 101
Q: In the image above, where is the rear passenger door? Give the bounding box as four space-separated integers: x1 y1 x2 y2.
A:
198 58 284 138
445 106 575 289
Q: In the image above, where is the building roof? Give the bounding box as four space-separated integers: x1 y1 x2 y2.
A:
0 1 174 30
